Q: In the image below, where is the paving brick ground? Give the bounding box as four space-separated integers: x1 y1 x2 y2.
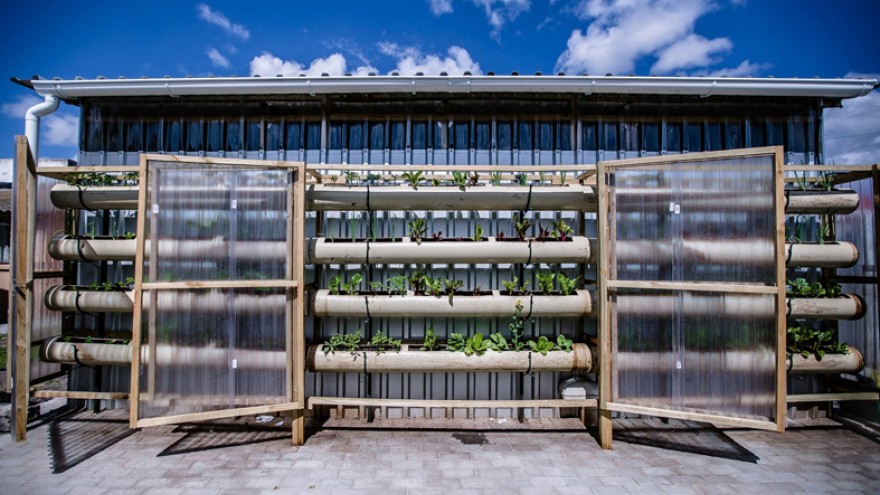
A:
1 409 879 495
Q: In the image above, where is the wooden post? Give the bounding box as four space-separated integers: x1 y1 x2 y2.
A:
774 146 787 432
11 136 35 442
596 160 613 449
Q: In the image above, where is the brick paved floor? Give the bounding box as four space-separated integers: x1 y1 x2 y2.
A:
1 409 879 495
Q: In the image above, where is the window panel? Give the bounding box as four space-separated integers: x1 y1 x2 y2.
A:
185 120 203 152
164 120 182 153
285 122 302 150
245 121 261 151
390 121 406 150
411 122 428 149
666 123 682 153
226 121 241 152
475 122 490 150
497 122 512 150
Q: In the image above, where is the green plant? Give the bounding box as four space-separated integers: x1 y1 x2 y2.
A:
401 170 425 190
323 331 362 355
536 272 556 294
123 231 136 239
818 172 835 192
444 278 464 304
370 331 402 354
528 336 554 356
329 274 343 295
84 336 94 344
538 172 546 186
535 224 552 241
447 332 466 352
423 275 444 297
464 333 490 356
490 172 502 186
343 170 359 186
329 274 362 295
560 171 568 185
786 324 848 360
516 173 528 186
409 272 426 295
452 171 468 191
793 170 809 192
488 332 509 352
509 300 526 351
557 273 579 296
551 219 573 241
408 217 427 244
556 335 574 352
513 213 532 241
370 275 408 295
423 327 439 351
501 276 525 294
472 224 484 242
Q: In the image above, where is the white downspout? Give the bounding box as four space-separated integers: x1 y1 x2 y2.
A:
24 94 60 162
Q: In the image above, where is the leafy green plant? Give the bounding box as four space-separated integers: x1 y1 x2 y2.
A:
786 324 848 360
444 278 464 304
370 331 402 354
551 219 573 241
409 272 426 295
423 327 440 351
516 173 528 186
513 213 532 241
786 278 840 298
323 331 362 355
556 335 574 352
501 276 526 294
343 170 360 186
536 272 556 294
818 172 835 192
472 224 484 242
408 217 427 244
464 333 490 356
452 171 468 191
495 230 507 241
401 170 425 190
423 275 444 297
535 224 553 242
490 172 502 186
509 300 526 351
557 273 579 296
329 274 362 295
329 274 343 295
528 336 554 356
488 332 509 352
447 332 466 352
374 275 408 295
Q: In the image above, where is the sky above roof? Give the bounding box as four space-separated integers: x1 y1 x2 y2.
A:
1 0 878 162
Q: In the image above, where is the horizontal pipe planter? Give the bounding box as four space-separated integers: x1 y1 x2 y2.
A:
788 348 864 374
306 184 597 211
788 294 866 320
45 286 287 314
312 290 593 318
48 234 286 262
50 184 287 210
51 183 858 215
40 336 287 369
786 242 860 268
306 236 593 265
614 240 859 268
617 348 863 374
307 343 596 373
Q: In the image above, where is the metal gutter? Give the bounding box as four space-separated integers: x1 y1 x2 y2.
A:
28 75 878 100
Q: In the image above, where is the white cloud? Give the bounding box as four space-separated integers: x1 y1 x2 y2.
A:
473 0 531 39
428 0 454 15
2 94 79 147
380 44 482 75
555 0 718 75
691 59 770 77
197 3 250 40
824 73 880 165
249 52 377 77
207 48 230 68
651 34 731 74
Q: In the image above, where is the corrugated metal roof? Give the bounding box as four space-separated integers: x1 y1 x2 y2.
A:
25 75 878 101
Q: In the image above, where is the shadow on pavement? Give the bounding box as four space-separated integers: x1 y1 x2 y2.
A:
47 410 136 474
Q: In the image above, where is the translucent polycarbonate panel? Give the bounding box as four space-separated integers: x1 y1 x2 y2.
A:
613 289 777 419
137 287 290 420
608 154 776 284
35 175 66 272
30 277 62 380
143 162 291 282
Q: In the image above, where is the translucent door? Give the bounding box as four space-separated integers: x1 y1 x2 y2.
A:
598 148 786 446
130 155 305 434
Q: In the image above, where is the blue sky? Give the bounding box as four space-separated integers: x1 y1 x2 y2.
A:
1 0 878 162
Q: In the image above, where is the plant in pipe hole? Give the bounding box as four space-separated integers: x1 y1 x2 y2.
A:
556 335 574 352
444 278 464 304
343 171 359 186
786 278 841 298
422 327 440 351
786 324 848 360
490 172 502 186
535 224 553 242
408 272 427 295
513 213 532 241
469 172 480 187
401 170 425 190
488 332 509 352
452 171 468 191
536 272 556 294
472 224 484 242
328 274 363 295
551 219 573 241
370 332 402 354
423 275 444 298
408 217 427 244
509 300 526 351
501 276 527 294
322 331 362 355
447 332 466 352
369 275 408 295
528 336 555 356
557 273 579 295
465 333 490 356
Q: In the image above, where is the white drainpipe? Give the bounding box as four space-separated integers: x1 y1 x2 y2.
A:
24 94 60 162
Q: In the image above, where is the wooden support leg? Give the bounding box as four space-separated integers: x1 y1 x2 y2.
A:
599 408 613 449
291 409 304 446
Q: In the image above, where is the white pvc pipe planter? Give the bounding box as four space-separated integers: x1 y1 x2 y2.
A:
307 184 597 211
307 236 592 265
50 183 859 215
50 184 287 211
307 343 596 373
616 293 865 320
45 286 287 314
312 290 593 318
614 240 858 268
616 348 864 374
788 295 865 320
48 234 286 262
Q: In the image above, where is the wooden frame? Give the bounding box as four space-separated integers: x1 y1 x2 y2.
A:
597 147 787 449
129 155 306 443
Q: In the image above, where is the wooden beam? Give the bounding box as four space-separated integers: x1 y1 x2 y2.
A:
141 280 298 290
606 402 778 431
135 402 304 428
306 163 596 173
306 397 597 409
607 279 778 295
787 392 879 403
32 390 129 400
11 135 33 442
774 145 787 433
35 165 139 181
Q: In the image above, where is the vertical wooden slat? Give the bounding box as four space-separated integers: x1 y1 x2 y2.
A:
11 135 34 441
596 159 613 449
292 164 306 445
774 146 787 432
129 153 150 427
